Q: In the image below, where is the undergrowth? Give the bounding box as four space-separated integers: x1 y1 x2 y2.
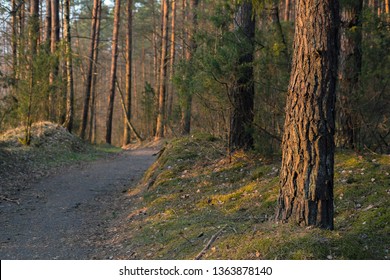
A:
108 134 389 260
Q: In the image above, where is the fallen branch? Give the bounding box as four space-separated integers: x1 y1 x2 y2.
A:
0 195 20 205
194 225 227 260
115 80 144 143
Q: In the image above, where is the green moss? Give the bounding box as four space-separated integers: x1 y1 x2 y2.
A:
112 136 389 260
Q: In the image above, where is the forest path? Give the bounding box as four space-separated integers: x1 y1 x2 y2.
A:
0 147 157 259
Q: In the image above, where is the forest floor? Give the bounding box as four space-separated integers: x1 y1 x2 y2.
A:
93 134 389 260
0 122 159 259
0 124 389 260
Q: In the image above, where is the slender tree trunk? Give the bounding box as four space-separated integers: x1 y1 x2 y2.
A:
180 0 198 135
25 0 40 145
63 0 74 132
152 0 159 90
89 1 102 143
105 0 121 144
141 39 146 118
50 0 59 63
123 0 133 146
155 0 170 140
44 0 51 49
80 0 100 140
29 0 39 56
229 0 255 151
49 0 60 121
167 0 177 122
133 62 138 120
18 1 25 76
385 0 389 14
182 0 187 59
11 0 18 83
276 0 340 230
284 0 290 21
337 1 363 149
44 0 51 119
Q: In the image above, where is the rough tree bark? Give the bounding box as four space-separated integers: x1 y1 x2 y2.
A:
105 0 121 144
337 0 363 149
80 0 100 140
229 0 255 151
155 0 169 140
276 0 340 230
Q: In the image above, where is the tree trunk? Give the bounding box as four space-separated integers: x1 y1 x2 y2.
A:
182 0 187 59
50 0 59 69
167 0 177 122
284 0 290 21
337 1 363 149
24 0 40 146
155 0 170 140
123 0 133 146
63 0 74 133
29 0 39 56
18 1 25 73
151 0 159 91
11 0 18 83
105 0 121 144
49 0 60 121
276 0 340 230
89 1 102 143
229 0 255 151
180 0 198 135
44 0 51 49
80 0 100 140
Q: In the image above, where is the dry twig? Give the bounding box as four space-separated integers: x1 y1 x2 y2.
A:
0 195 20 205
194 225 227 260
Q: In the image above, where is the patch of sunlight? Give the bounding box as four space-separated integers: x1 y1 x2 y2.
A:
196 182 258 210
342 157 363 168
145 208 177 223
377 154 390 165
148 193 180 208
127 207 148 220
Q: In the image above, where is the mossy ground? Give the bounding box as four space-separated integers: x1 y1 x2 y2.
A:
111 134 389 260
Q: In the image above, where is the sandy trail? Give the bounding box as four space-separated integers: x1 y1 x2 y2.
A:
0 148 157 259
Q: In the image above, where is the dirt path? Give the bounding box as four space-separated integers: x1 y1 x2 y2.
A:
0 148 157 259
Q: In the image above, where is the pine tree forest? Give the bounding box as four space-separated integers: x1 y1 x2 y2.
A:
0 0 387 151
0 0 389 261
